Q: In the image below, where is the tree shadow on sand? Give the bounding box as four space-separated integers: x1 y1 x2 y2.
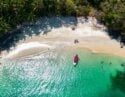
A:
0 16 124 52
0 16 78 52
107 29 125 47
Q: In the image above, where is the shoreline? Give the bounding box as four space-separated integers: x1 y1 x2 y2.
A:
1 17 125 59
1 37 125 59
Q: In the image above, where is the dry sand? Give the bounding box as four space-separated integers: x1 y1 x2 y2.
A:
1 17 125 59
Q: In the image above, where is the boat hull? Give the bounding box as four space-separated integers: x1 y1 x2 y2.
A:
73 62 77 66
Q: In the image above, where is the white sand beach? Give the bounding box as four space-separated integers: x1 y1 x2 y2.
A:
1 17 125 59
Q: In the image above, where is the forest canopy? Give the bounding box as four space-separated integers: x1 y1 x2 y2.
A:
0 0 125 39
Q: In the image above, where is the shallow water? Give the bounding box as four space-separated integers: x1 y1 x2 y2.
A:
0 49 125 97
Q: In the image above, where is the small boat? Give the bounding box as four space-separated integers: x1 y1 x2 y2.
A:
73 54 79 66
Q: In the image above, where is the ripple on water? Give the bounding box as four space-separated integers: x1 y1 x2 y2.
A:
0 50 125 97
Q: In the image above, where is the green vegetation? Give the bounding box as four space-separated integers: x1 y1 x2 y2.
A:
0 0 125 38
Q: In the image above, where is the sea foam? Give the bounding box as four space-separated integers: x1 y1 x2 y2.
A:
3 42 54 59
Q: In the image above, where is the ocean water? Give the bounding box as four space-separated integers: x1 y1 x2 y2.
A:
0 49 125 97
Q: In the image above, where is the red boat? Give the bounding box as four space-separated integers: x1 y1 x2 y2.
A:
73 54 79 66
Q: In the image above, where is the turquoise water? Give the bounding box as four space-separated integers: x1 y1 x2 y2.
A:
0 49 125 97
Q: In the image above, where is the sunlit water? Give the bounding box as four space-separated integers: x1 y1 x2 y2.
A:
0 49 125 97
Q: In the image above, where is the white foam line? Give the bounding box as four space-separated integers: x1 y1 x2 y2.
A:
3 42 54 59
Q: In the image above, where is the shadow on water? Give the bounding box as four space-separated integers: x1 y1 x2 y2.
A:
111 70 125 93
97 66 125 97
0 16 77 52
